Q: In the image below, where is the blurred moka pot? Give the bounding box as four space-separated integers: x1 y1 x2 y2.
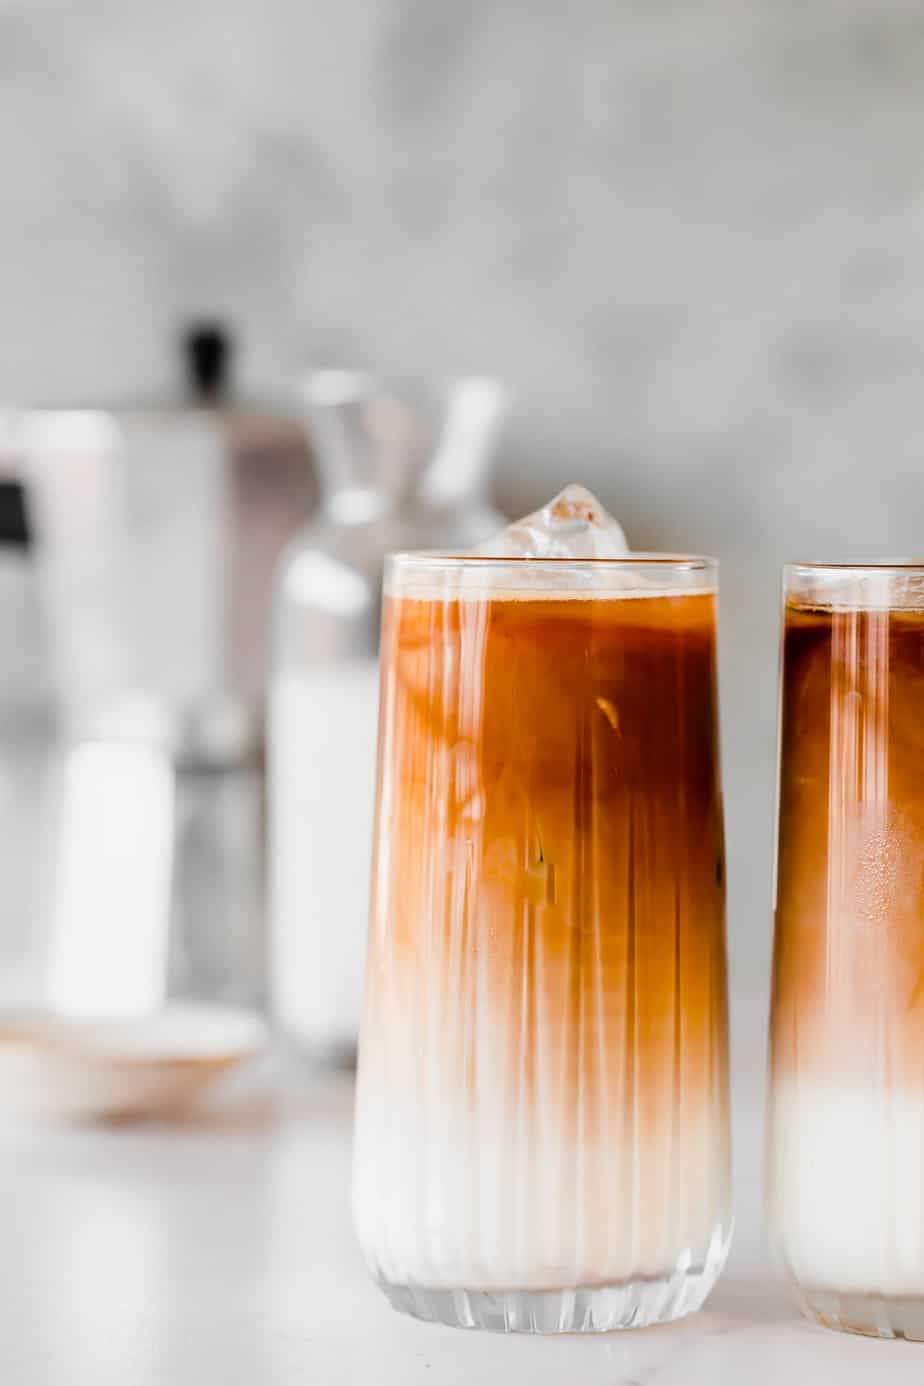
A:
14 324 317 766
0 328 314 1110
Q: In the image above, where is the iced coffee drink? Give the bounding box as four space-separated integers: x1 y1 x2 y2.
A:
768 564 924 1339
352 490 731 1332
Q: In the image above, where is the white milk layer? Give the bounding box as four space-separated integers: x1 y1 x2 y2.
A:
353 1024 729 1292
768 1081 924 1296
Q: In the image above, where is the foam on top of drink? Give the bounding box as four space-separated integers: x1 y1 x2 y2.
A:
787 566 924 613
388 485 714 601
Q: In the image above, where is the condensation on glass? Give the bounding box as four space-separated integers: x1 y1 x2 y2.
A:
768 563 924 1340
353 552 731 1332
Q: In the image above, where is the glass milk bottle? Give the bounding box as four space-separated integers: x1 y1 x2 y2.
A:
269 373 507 1063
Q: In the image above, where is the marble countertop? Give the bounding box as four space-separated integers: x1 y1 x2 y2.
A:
0 986 920 1385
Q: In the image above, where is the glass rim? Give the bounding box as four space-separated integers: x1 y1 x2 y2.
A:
387 550 717 573
785 561 924 575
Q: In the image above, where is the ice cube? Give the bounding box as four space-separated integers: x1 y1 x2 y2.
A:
479 484 629 559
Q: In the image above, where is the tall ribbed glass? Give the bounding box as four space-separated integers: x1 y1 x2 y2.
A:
768 564 924 1339
353 553 731 1332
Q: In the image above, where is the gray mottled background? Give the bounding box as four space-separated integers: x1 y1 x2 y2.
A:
5 0 924 974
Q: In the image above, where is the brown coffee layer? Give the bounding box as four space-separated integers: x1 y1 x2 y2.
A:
365 591 728 1135
772 601 924 1086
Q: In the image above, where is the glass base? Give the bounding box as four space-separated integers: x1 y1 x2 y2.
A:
377 1262 724 1333
797 1287 924 1341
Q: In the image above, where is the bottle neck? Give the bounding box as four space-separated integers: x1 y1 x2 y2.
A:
306 372 416 526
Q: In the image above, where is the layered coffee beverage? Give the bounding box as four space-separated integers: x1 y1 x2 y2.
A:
353 495 730 1333
768 565 924 1339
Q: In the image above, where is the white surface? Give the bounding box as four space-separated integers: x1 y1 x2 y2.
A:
0 986 922 1383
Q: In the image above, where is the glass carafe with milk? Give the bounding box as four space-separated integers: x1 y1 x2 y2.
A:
269 372 508 1062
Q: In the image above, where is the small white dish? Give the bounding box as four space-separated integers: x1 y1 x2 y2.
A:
0 1004 267 1121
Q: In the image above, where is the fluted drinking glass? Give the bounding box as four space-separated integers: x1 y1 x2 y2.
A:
353 552 731 1332
768 563 924 1339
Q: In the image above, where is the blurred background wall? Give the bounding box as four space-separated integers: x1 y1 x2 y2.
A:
4 0 924 978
